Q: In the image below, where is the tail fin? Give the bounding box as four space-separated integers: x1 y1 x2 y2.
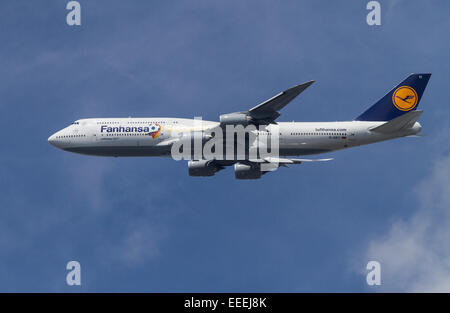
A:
355 73 431 121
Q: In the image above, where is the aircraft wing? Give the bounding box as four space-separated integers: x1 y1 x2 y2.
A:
189 157 332 178
250 157 333 165
219 80 315 125
242 157 333 177
249 80 315 114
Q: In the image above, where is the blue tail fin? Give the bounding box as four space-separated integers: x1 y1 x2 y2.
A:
355 73 431 121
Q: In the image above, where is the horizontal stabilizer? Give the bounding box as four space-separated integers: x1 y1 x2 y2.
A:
370 110 422 133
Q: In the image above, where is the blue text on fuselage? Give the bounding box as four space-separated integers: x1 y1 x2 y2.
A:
101 126 150 133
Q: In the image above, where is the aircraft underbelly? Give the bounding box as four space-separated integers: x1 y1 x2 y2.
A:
63 145 171 157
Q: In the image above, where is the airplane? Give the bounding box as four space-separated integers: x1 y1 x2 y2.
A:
48 73 431 179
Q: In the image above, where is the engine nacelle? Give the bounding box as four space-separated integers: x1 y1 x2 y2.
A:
180 131 212 142
234 162 262 180
188 160 219 177
219 112 251 126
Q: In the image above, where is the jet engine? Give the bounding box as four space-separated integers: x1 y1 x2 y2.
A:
220 111 280 126
219 112 252 126
234 162 263 180
180 131 213 143
188 160 220 177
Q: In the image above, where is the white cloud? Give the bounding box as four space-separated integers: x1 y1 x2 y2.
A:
364 156 450 292
114 222 168 266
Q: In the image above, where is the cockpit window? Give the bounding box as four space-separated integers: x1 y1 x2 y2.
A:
72 122 80 125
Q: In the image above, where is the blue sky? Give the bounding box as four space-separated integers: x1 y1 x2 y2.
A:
1 0 450 292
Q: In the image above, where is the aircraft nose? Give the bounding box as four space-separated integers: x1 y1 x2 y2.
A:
48 134 57 147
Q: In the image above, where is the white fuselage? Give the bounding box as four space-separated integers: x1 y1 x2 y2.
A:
48 117 421 157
